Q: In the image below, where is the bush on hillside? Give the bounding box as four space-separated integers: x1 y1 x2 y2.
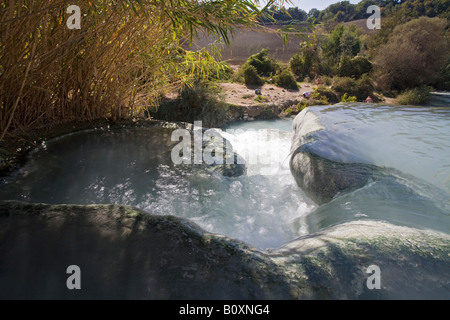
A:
332 76 374 101
374 17 448 90
274 69 299 90
290 53 305 80
337 56 373 78
396 86 432 105
150 82 229 127
245 49 280 76
242 65 264 86
434 58 450 90
341 93 357 102
311 86 339 104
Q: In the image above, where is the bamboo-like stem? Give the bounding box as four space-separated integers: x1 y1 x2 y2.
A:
0 41 37 141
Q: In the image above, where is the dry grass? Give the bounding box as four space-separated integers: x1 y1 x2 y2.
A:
0 0 269 139
0 1 185 139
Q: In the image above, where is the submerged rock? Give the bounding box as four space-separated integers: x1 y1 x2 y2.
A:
195 127 246 177
0 201 448 299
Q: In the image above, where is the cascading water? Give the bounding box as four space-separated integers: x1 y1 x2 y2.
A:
291 104 450 234
0 119 315 249
1 103 449 250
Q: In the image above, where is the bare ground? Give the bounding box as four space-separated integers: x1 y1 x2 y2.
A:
218 82 315 107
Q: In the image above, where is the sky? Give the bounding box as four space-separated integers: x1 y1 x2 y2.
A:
279 0 363 13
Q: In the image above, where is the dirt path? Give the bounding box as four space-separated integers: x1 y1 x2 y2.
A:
218 82 315 107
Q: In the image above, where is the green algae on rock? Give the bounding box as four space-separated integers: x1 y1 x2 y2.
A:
0 201 448 299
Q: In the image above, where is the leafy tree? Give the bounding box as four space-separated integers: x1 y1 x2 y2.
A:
290 41 320 80
308 8 321 20
323 25 361 63
374 17 449 90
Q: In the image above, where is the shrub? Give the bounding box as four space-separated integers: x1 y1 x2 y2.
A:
338 56 373 78
332 76 374 101
311 86 339 104
245 49 280 76
290 53 305 80
289 41 320 80
341 93 357 102
242 65 264 86
352 56 373 77
396 86 432 105
434 58 450 90
296 102 308 111
150 82 229 127
274 69 299 90
284 107 293 115
374 17 448 90
255 95 269 103
321 76 333 86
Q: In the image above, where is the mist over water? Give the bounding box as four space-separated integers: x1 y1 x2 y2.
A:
0 120 314 249
1 104 449 249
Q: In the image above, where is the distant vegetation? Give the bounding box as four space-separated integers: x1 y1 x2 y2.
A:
396 86 433 105
258 0 449 28
312 0 449 29
272 0 449 104
373 17 448 91
258 6 308 25
1 0 449 138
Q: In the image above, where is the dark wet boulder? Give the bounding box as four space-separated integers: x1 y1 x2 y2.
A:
0 201 449 299
271 220 450 299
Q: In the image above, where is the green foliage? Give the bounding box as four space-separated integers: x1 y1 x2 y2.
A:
184 50 234 81
341 93 357 102
337 56 373 78
242 65 264 86
324 25 361 61
296 102 308 111
332 76 374 101
373 17 448 90
321 76 333 86
284 107 293 115
396 86 433 105
258 6 308 24
290 54 305 79
290 41 320 80
254 95 269 103
237 49 280 85
245 49 280 77
0 0 270 136
316 0 449 25
274 69 299 90
311 86 339 104
151 82 230 127
435 58 450 90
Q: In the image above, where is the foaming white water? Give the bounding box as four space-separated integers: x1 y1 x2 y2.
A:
0 122 316 250
221 128 292 176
